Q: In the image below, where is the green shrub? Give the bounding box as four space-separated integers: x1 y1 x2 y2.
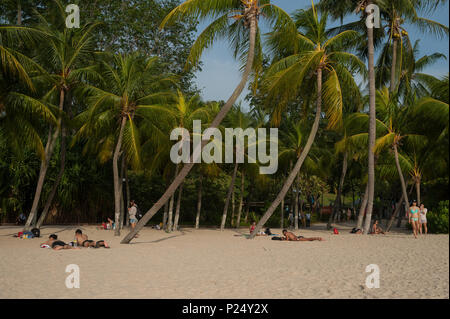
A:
427 201 449 234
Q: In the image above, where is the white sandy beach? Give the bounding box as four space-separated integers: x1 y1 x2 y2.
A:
0 224 448 299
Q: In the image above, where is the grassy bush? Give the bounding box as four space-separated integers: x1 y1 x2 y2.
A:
427 201 449 234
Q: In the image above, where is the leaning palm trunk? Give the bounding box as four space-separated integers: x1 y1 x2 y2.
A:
36 124 66 228
249 68 323 239
25 89 65 231
113 116 127 236
327 152 348 229
221 162 239 231
236 170 245 229
363 8 377 235
195 174 203 229
393 143 410 223
173 180 184 231
121 15 258 243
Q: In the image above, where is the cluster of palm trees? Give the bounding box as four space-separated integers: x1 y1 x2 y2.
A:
0 0 448 241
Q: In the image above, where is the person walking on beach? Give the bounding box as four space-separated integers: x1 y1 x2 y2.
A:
129 200 139 237
409 200 420 239
419 204 428 235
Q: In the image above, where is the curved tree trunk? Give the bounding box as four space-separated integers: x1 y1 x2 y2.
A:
327 151 348 229
125 168 130 227
195 174 203 229
121 13 258 244
221 162 239 231
36 124 66 228
249 68 323 239
167 164 179 232
231 182 236 227
163 201 168 230
356 183 369 230
387 193 403 232
390 39 398 93
119 156 126 230
113 116 127 236
294 173 299 230
393 143 410 223
173 180 184 231
363 9 377 235
25 89 65 231
236 170 244 229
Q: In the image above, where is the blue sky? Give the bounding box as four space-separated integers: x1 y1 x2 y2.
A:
194 0 449 108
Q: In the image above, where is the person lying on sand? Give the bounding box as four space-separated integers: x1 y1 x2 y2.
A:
74 229 109 248
40 234 80 250
350 228 363 234
281 229 324 241
371 220 385 235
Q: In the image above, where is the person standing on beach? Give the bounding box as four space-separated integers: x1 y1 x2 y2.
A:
409 200 420 239
129 200 139 238
419 204 428 235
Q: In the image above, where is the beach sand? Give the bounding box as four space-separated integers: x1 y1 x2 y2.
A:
0 223 448 299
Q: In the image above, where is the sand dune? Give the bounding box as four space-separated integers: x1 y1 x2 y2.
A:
0 224 448 299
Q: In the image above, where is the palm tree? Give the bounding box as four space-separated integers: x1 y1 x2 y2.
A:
121 0 295 243
249 3 365 238
169 91 212 231
9 5 101 230
75 53 176 235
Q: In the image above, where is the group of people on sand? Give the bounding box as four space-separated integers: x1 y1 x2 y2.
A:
409 200 428 238
40 229 109 250
249 222 324 241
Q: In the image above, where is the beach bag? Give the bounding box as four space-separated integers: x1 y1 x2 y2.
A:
333 228 339 235
136 206 143 220
31 228 40 238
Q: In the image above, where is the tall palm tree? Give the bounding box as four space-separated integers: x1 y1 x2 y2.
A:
17 5 100 230
121 0 295 243
75 53 176 235
249 3 365 238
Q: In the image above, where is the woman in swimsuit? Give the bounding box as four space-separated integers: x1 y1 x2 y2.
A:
409 201 420 238
419 204 428 235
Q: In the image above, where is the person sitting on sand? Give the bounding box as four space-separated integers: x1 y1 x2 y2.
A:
249 222 267 236
281 229 323 241
40 234 79 250
74 229 109 248
371 220 385 235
